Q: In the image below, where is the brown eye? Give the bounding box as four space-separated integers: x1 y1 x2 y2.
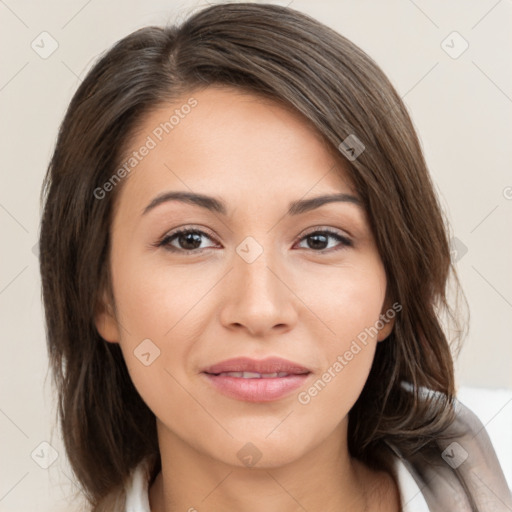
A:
295 229 352 252
158 228 218 254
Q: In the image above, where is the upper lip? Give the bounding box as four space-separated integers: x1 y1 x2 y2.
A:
201 357 311 375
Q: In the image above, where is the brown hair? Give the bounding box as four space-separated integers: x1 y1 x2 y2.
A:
39 2 468 510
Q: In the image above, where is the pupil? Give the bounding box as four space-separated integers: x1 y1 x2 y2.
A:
308 234 327 249
180 232 202 250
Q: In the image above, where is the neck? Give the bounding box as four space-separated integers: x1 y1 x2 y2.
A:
148 420 388 512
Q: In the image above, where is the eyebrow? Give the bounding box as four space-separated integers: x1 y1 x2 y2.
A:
142 191 362 217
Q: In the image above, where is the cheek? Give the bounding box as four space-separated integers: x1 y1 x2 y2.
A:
297 337 377 415
295 255 387 343
111 249 211 340
293 291 381 447
109 252 215 419
291 259 385 416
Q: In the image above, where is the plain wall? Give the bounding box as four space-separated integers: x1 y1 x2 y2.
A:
1 0 511 510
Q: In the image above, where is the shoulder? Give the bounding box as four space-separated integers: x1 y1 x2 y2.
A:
394 395 512 511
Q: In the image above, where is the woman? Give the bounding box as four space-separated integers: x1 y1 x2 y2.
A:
38 3 512 511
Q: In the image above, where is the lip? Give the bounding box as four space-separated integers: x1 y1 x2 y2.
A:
201 356 311 375
201 357 311 402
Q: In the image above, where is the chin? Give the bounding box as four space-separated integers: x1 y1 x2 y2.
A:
206 429 316 470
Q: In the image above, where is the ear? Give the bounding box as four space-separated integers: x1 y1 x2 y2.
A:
94 289 120 343
376 297 397 342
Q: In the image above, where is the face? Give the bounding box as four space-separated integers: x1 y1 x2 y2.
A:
96 85 394 468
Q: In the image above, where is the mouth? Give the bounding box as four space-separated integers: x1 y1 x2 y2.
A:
206 371 304 378
201 356 311 375
201 357 311 402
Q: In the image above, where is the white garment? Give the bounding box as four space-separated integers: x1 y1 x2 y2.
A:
394 456 430 512
124 454 429 512
124 456 151 512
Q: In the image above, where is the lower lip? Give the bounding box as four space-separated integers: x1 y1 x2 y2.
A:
202 373 310 402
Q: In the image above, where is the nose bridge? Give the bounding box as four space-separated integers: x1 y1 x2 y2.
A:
238 236 278 297
220 234 296 335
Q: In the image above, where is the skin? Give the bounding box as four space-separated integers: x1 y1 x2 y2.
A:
96 86 400 512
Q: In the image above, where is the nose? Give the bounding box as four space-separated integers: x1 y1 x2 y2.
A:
219 244 298 337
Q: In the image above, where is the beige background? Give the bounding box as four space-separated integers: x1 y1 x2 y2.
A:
1 0 511 510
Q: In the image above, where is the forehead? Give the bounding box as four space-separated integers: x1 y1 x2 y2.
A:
114 85 357 218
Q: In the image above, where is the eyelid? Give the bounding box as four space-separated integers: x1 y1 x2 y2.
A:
298 225 350 239
156 224 220 247
170 224 218 240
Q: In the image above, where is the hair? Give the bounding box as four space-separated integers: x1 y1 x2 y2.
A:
39 2 469 510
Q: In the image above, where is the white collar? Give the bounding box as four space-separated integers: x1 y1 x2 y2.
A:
124 455 152 512
393 455 430 511
124 454 429 511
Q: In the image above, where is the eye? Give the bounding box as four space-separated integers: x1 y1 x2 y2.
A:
156 226 352 255
294 228 352 252
157 227 219 254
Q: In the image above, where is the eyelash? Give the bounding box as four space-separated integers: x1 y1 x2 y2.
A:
155 226 353 255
